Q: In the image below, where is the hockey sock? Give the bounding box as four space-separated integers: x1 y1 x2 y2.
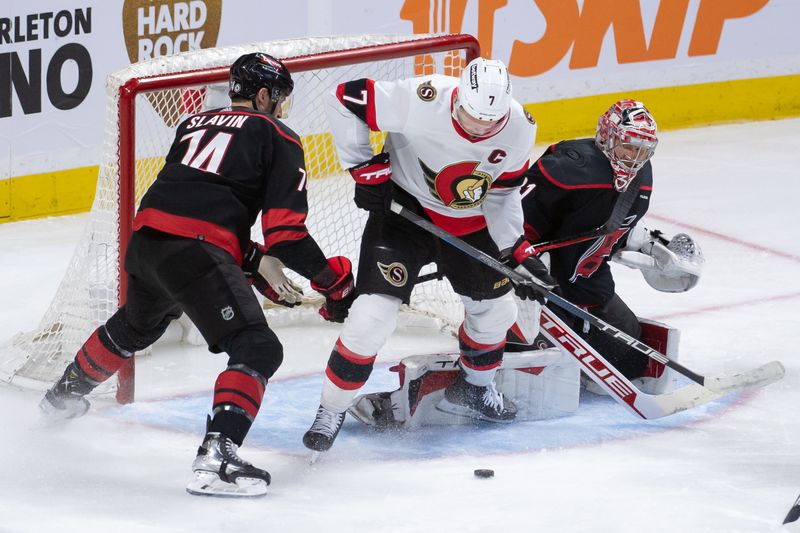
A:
209 365 267 446
321 338 376 412
73 326 132 387
458 325 505 387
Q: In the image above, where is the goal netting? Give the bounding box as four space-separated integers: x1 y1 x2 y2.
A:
0 33 479 399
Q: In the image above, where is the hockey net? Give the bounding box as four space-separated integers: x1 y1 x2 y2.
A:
0 34 479 398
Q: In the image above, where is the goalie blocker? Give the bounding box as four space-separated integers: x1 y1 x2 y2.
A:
348 318 681 428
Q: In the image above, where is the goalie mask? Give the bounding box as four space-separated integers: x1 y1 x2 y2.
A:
452 57 511 138
229 52 294 118
596 99 658 191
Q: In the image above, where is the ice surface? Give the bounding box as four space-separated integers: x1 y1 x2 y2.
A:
1 119 799 533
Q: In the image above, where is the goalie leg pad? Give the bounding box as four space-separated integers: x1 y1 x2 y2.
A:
347 391 401 429
582 318 680 396
349 349 580 428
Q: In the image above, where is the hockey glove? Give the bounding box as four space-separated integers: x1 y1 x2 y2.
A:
349 153 392 212
255 255 304 307
613 224 704 293
243 242 304 308
508 236 558 303
242 241 265 278
311 256 356 323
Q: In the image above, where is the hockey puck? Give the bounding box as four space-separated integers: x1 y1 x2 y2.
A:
473 469 494 479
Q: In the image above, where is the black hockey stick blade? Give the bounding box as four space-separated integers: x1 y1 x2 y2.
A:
389 200 785 394
784 494 800 524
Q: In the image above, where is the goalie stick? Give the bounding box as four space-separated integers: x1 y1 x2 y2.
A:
541 305 726 419
389 200 784 395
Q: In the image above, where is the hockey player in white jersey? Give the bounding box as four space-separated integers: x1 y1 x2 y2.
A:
303 57 555 454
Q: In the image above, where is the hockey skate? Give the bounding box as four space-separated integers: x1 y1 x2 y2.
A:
186 432 271 498
303 405 346 462
39 363 92 420
436 373 517 423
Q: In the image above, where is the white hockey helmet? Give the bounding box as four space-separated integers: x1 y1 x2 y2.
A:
453 57 511 137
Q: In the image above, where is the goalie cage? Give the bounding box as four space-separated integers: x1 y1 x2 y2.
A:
0 33 481 402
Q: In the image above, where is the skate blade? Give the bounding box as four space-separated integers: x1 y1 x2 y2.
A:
186 472 268 498
308 451 322 465
435 398 516 424
38 397 89 421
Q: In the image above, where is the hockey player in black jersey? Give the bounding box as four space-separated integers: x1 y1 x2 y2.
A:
510 99 704 381
38 52 356 497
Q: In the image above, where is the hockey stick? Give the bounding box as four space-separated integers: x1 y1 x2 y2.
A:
389 200 784 394
540 305 721 419
528 172 641 253
784 493 800 524
414 228 612 285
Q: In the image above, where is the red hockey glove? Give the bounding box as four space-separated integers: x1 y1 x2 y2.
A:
311 256 356 323
348 153 392 212
508 236 557 303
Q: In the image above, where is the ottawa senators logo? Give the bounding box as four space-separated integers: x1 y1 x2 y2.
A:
416 81 437 102
524 109 536 125
420 159 492 210
378 262 408 287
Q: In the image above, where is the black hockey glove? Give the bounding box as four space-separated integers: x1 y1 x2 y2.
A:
242 241 264 278
311 256 357 323
507 236 558 303
349 153 392 212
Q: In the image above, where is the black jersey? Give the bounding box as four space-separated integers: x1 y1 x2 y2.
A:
521 138 653 307
133 105 326 277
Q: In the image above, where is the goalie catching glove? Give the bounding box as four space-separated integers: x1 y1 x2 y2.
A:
311 256 356 323
507 237 558 303
242 242 304 308
349 152 392 212
612 223 704 292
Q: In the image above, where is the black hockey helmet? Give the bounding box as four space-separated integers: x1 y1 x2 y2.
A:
229 52 294 115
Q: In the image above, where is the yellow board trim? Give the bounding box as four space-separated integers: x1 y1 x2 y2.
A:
1 166 98 222
3 73 799 223
525 73 800 143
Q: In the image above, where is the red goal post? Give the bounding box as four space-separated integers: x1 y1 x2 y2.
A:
0 34 480 404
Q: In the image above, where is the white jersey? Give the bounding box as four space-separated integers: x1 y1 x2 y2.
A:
325 74 537 251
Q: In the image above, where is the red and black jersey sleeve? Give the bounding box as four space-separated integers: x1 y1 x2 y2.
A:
335 78 379 130
260 126 328 279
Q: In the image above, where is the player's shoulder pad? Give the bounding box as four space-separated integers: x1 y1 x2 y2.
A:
637 160 654 188
410 74 455 103
536 138 612 189
505 100 537 135
246 109 303 148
